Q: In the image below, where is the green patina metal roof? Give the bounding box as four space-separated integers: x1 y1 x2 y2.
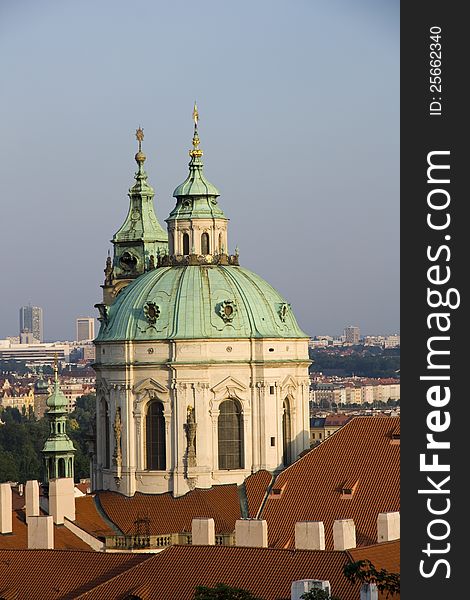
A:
169 117 224 222
172 154 220 199
113 152 168 244
43 372 76 455
46 375 68 412
96 264 308 342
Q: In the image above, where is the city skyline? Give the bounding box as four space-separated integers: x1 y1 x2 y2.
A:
0 0 399 341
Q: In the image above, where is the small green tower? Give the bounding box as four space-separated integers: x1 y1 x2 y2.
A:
42 362 76 483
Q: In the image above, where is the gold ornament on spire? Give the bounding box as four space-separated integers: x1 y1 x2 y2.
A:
189 102 203 158
53 353 59 381
135 126 146 163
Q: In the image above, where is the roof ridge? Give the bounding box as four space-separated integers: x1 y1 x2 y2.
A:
73 553 157 599
93 493 125 535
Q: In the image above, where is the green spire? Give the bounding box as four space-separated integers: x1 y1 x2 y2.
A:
46 362 68 411
42 359 75 483
170 104 224 219
113 128 168 243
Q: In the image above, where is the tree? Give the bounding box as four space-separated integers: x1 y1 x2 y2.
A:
343 560 400 597
0 450 19 482
193 583 263 600
69 394 96 480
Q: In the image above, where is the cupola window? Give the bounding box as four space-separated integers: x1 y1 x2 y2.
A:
183 232 190 255
201 232 210 255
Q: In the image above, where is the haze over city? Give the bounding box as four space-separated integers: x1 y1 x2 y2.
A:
0 0 399 341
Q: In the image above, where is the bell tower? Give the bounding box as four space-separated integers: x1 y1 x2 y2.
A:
101 128 168 305
42 362 76 483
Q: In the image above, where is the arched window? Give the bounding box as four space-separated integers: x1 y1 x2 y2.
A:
218 400 243 470
218 232 223 253
146 401 166 470
104 401 110 469
201 232 210 255
282 398 292 466
183 232 190 255
58 457 66 478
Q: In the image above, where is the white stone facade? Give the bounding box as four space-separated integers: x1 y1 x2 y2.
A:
93 337 310 497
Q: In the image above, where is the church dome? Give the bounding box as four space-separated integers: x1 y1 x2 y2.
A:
96 264 307 342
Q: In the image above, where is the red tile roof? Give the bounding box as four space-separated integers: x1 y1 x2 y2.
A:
74 495 117 539
245 470 272 517
324 414 351 427
261 417 400 549
0 549 150 600
76 543 400 600
97 484 241 536
0 510 92 551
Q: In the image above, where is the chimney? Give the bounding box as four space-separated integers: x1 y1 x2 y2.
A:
377 511 400 542
0 482 12 534
48 478 75 524
291 580 331 600
25 480 40 522
192 518 216 545
28 515 54 549
235 519 268 548
333 519 356 550
360 583 378 600
295 521 325 550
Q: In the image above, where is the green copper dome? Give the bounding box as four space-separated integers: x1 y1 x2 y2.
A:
96 265 307 342
46 377 68 412
172 154 220 199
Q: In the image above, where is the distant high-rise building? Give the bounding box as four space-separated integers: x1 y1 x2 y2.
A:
76 317 95 342
19 305 43 342
344 325 360 345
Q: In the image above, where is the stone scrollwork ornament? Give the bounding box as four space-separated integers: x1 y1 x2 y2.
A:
184 405 197 468
143 301 161 324
279 302 291 323
113 407 122 480
218 299 237 323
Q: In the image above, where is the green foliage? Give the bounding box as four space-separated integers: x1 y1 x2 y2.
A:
193 583 263 600
0 450 19 481
309 347 400 379
68 394 96 481
0 394 96 484
343 560 400 597
0 407 48 483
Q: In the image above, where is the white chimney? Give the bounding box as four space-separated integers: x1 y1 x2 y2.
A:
0 482 12 534
235 519 268 548
333 519 356 550
28 515 54 549
360 583 378 600
295 521 325 550
25 480 40 522
192 518 216 545
291 580 331 600
48 478 75 524
377 511 400 542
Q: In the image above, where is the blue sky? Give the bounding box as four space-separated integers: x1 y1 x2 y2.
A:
0 0 399 340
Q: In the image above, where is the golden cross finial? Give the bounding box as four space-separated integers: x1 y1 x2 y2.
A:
53 353 58 381
136 126 144 152
189 102 203 158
